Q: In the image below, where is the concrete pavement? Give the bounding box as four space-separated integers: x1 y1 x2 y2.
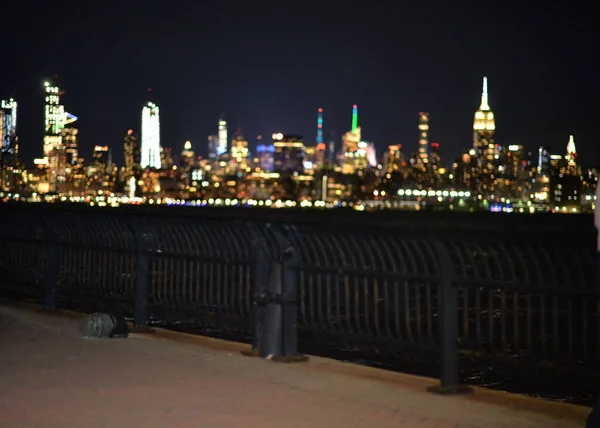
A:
0 302 589 428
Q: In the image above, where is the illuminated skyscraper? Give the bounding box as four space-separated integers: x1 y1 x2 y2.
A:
418 112 429 164
141 101 161 169
182 140 195 160
366 143 377 167
180 140 195 186
537 146 551 176
93 145 110 175
42 79 77 192
342 104 362 174
272 133 305 173
43 80 77 158
549 135 581 208
257 144 275 171
124 129 139 178
217 119 227 156
506 144 525 178
231 131 249 166
473 77 495 161
316 108 323 145
62 127 79 166
566 134 577 167
352 104 358 131
207 134 218 160
430 142 440 170
1 98 17 154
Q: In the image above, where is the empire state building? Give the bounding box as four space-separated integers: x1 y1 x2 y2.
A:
473 77 496 165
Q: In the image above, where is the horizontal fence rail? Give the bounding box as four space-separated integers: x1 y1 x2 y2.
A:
0 204 598 390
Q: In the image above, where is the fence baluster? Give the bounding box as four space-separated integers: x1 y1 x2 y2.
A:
128 218 149 329
429 239 472 394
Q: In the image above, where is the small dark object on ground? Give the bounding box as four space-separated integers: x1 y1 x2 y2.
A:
80 313 129 339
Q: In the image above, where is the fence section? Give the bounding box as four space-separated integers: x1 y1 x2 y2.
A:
0 204 599 382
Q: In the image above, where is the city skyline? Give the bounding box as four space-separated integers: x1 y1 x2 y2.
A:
0 74 591 214
0 75 588 170
0 2 594 167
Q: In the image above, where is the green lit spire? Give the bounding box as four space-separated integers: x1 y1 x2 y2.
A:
352 104 358 131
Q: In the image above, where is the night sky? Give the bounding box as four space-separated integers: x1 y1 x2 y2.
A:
1 2 597 166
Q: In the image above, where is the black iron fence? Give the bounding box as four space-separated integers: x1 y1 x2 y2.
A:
0 203 598 393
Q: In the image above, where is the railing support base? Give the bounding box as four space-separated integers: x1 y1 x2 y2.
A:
267 354 309 363
241 348 261 357
427 384 473 395
241 348 308 363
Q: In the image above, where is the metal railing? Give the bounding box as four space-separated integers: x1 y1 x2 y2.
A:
0 203 598 393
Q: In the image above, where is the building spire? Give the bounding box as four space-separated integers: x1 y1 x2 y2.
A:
566 134 577 166
479 76 490 110
352 104 358 131
566 134 576 155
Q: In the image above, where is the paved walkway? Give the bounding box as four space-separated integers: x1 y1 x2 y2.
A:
0 302 589 428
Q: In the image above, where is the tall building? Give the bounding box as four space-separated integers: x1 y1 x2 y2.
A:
62 127 79 166
181 140 195 163
506 145 525 179
93 145 111 175
179 140 195 187
160 147 173 170
231 132 249 166
42 80 77 192
430 142 440 171
124 129 139 178
141 101 161 169
43 81 65 157
351 104 358 131
217 119 227 156
316 108 324 145
327 138 335 165
549 135 582 209
384 144 403 174
1 98 17 155
365 143 377 167
257 144 275 172
273 133 305 173
418 112 429 164
566 134 577 167
208 134 218 161
533 145 551 204
341 104 361 174
473 77 495 161
538 145 551 176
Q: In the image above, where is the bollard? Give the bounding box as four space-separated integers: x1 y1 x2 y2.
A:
428 239 472 394
244 229 307 362
260 262 284 358
259 238 307 362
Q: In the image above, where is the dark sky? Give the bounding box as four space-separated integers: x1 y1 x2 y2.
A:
1 1 597 166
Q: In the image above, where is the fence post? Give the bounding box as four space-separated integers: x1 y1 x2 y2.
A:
429 239 472 394
245 238 270 356
129 219 149 330
280 243 305 360
260 261 284 358
252 226 307 362
43 217 58 311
